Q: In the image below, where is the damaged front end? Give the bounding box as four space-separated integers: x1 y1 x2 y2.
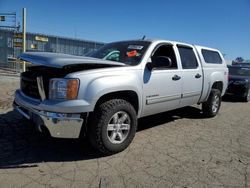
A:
14 64 87 138
14 52 125 138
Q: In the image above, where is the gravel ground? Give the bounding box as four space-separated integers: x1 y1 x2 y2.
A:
0 75 249 188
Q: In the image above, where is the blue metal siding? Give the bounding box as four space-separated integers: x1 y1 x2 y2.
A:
0 28 104 66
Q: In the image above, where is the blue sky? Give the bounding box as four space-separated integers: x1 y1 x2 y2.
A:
0 0 249 60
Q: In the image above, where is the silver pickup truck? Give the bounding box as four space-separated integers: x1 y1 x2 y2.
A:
13 39 228 154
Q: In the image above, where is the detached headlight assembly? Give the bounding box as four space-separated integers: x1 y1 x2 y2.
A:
49 78 79 100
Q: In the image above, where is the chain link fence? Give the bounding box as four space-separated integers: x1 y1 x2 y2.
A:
0 59 23 75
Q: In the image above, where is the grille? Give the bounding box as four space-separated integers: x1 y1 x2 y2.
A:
20 66 70 100
21 72 41 99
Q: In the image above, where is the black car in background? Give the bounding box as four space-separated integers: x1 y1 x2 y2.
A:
226 65 250 102
231 62 250 67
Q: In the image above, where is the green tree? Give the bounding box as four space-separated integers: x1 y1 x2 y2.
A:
232 57 244 64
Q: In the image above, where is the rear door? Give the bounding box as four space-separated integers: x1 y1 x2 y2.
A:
177 45 203 107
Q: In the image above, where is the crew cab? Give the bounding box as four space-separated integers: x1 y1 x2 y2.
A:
13 39 228 154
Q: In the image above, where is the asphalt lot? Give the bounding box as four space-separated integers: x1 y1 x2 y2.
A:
0 75 249 188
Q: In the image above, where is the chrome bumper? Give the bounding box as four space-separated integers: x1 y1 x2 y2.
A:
13 101 84 138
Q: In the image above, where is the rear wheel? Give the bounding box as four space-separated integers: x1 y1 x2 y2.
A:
88 99 137 155
243 87 250 102
202 89 222 118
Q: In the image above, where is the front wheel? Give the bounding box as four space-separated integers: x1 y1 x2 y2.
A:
202 89 222 118
88 99 137 155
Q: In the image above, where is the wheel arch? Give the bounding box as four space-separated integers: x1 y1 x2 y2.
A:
211 81 223 93
94 90 140 116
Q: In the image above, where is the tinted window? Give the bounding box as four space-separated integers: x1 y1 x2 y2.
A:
178 46 198 69
152 45 177 69
228 66 250 76
202 49 222 64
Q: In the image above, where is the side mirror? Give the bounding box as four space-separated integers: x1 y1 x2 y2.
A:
146 58 154 71
147 56 172 70
154 56 172 68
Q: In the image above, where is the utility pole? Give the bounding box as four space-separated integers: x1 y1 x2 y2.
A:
22 8 26 72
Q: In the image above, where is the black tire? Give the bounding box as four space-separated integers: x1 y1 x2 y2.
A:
202 89 222 118
88 99 137 155
243 87 250 102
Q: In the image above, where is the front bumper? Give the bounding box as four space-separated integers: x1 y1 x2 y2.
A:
13 90 87 138
13 101 84 138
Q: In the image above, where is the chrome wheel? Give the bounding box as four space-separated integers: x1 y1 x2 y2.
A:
212 95 220 113
107 111 131 144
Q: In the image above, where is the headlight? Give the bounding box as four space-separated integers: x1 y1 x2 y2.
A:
49 78 79 100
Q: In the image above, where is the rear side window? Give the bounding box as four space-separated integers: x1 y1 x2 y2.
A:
178 46 198 69
202 49 222 64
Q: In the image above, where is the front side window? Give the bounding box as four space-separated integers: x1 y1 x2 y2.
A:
151 44 177 69
87 41 150 66
178 46 198 69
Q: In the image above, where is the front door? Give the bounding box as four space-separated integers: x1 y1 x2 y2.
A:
142 44 182 117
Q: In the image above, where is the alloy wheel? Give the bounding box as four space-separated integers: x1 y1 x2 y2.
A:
106 111 131 144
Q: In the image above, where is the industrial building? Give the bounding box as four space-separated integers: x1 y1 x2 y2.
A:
0 28 104 67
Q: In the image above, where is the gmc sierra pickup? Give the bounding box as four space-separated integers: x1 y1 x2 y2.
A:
13 39 228 154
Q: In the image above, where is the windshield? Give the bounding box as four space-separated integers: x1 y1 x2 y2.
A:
87 41 151 66
229 66 250 76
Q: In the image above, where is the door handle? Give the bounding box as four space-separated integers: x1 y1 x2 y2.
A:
172 75 181 81
195 73 202 78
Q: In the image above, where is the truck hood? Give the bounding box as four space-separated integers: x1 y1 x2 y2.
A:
18 52 126 68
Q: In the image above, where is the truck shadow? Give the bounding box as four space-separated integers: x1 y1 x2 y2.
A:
0 106 203 169
138 106 203 131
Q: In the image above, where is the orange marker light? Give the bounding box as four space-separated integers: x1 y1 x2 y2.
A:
127 50 137 57
67 79 79 100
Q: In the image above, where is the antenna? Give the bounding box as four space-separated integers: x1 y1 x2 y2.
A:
142 35 146 40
